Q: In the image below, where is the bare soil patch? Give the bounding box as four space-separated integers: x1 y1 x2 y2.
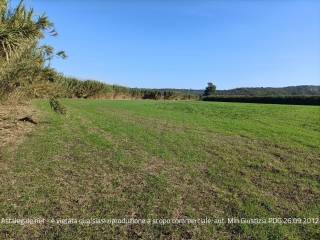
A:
0 103 38 150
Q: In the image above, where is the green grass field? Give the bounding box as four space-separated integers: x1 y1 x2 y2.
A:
1 99 319 239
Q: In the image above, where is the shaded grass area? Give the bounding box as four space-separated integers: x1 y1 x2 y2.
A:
1 100 319 239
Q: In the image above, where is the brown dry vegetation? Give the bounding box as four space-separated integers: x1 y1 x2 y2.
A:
0 103 38 149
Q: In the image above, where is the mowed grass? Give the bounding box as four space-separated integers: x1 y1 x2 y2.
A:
1 99 319 239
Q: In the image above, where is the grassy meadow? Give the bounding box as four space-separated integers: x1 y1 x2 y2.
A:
1 100 320 239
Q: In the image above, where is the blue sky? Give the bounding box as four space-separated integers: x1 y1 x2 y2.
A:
14 0 320 89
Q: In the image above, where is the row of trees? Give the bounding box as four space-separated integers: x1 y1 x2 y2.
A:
54 75 198 100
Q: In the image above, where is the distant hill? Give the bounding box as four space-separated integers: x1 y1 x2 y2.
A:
157 85 320 97
217 85 320 97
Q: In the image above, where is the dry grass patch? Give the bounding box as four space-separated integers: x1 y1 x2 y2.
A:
0 103 38 149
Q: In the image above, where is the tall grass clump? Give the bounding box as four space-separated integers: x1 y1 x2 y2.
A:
49 97 66 114
0 0 65 102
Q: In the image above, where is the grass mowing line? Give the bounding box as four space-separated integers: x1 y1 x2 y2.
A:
0 99 319 239
71 99 320 151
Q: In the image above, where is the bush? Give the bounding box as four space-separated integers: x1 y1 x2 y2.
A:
49 97 66 114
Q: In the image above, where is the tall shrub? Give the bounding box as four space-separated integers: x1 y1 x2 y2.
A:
0 0 65 100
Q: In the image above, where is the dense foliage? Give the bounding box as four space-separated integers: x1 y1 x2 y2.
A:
51 75 198 100
0 0 66 101
203 82 216 96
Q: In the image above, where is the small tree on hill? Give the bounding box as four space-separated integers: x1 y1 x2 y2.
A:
204 82 216 96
